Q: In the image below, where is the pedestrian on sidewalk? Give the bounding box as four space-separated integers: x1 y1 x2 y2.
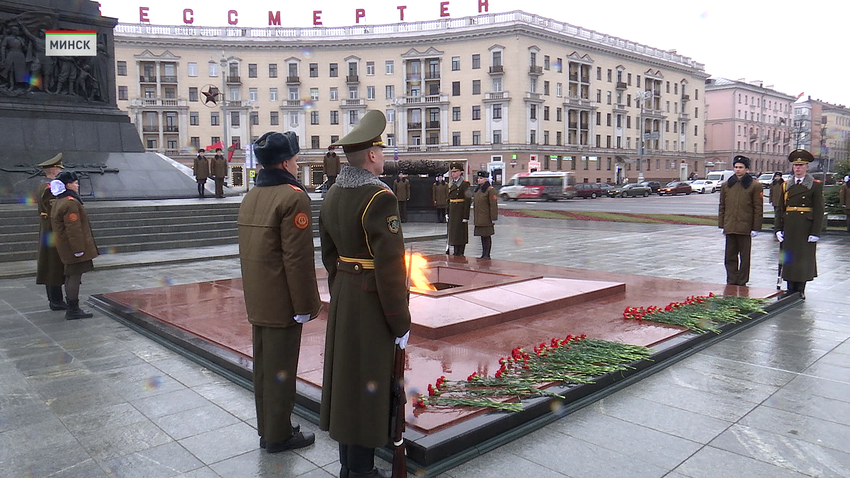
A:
840 178 850 233
211 148 228 198
193 149 209 198
238 131 321 454
319 110 410 478
432 175 447 223
50 171 98 320
392 171 410 222
447 162 471 256
774 149 824 299
473 170 498 259
718 155 763 286
35 153 68 311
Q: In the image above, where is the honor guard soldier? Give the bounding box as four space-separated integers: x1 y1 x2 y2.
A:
211 148 228 198
238 131 321 453
774 149 824 299
319 110 411 478
323 146 341 188
432 175 448 223
446 162 471 256
473 170 499 259
193 149 210 198
35 153 68 311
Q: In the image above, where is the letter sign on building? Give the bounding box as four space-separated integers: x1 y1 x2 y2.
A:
45 31 97 56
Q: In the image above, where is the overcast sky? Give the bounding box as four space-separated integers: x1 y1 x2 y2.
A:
98 0 849 107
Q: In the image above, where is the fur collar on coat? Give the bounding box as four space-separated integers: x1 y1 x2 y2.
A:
727 173 754 189
335 165 391 191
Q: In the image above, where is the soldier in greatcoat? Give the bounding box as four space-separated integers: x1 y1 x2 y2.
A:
238 131 321 453
211 148 228 198
318 110 410 478
193 149 210 198
839 178 850 233
392 171 411 222
718 155 763 286
50 172 98 320
473 170 499 259
323 146 341 188
769 171 785 206
446 162 471 256
35 153 68 311
774 149 824 299
432 175 448 223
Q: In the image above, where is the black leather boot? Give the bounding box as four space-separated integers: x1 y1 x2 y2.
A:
65 299 93 320
47 285 67 310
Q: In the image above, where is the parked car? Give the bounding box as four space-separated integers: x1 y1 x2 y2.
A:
658 181 692 196
639 181 662 194
607 183 651 198
596 183 615 195
689 179 717 194
574 183 603 199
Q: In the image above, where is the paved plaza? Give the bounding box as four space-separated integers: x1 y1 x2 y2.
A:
1 211 849 477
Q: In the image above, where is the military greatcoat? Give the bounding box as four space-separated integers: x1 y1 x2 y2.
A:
447 179 471 246
318 166 411 448
193 154 210 182
473 182 499 237
51 194 99 269
432 180 448 208
36 183 65 286
775 175 824 282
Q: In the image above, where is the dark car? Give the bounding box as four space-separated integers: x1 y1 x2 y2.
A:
596 183 615 195
574 183 603 199
639 181 661 194
607 183 651 198
658 181 692 196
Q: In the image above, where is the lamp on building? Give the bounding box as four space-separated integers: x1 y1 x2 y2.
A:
637 90 653 183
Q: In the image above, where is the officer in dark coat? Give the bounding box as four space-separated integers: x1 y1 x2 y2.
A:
193 149 210 198
319 110 410 478
392 171 411 222
718 155 763 286
774 149 824 299
211 148 228 198
432 175 448 223
35 153 68 310
446 162 471 256
323 146 340 188
473 170 499 259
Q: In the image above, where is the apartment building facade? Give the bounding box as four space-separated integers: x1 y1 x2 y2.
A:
704 78 795 175
793 97 850 173
112 11 708 186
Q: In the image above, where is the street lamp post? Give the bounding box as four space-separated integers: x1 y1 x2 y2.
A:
637 90 652 183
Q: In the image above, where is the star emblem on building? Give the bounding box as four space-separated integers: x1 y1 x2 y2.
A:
202 86 220 106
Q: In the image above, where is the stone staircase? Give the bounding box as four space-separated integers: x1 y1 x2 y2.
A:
0 200 323 263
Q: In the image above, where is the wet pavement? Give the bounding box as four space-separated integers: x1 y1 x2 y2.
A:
1 210 849 477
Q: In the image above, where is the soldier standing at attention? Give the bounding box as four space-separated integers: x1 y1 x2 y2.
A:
323 146 340 189
473 170 499 259
718 155 763 286
392 171 411 222
50 172 98 320
238 131 321 453
211 148 228 198
432 175 448 223
839 177 850 233
774 149 824 299
35 153 67 311
193 148 210 198
446 162 471 256
318 110 410 478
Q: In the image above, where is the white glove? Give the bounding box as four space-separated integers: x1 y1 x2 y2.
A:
445 214 449 221
775 231 784 242
719 228 724 234
74 252 84 257
492 219 498 222
395 331 410 350
293 314 310 324
750 231 759 238
807 235 820 243
462 219 468 223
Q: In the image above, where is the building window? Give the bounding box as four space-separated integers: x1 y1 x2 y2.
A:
187 62 197 77
250 111 259 126
472 80 481 95
311 111 319 125
366 86 376 100
544 55 550 70
452 81 460 96
493 130 502 144
472 130 481 145
694 107 699 118
606 114 611 127
452 107 461 121
116 61 127 76
348 86 358 99
694 125 698 136
310 88 319 101
208 62 218 77
117 85 128 100
231 111 240 127
269 63 277 78
530 105 537 120
330 87 338 101
385 60 394 75
329 63 338 77
544 106 550 121
493 104 502 120
308 63 318 78
386 109 395 123
452 56 460 71
349 110 359 124
544 81 550 96
596 112 601 125
211 112 219 126
606 135 611 148
289 87 299 100
556 108 562 122
186 87 197 102
270 111 279 125
190 137 200 149
472 54 480 69
366 61 375 76
331 135 339 144
452 131 461 146
311 136 320 149
472 105 481 120
606 91 612 105
330 110 339 125
289 111 299 126
248 63 257 78
249 88 258 102
556 131 562 145
269 88 278 101
190 112 199 126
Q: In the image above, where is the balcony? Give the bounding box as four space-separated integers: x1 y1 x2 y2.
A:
568 122 577 129
226 76 241 84
484 91 510 101
528 65 543 75
681 94 690 102
407 122 422 130
286 75 300 84
489 65 504 74
226 100 243 107
133 97 185 107
342 98 365 107
160 76 177 83
346 74 359 83
403 94 448 105
524 92 542 101
139 75 156 83
425 72 440 80
142 125 159 133
679 113 690 121
569 73 578 81
616 81 627 90
564 96 594 108
282 99 301 107
614 103 628 112
426 145 440 152
164 125 179 133
426 121 440 129
406 146 422 152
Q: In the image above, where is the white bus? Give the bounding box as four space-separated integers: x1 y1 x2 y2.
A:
498 171 577 201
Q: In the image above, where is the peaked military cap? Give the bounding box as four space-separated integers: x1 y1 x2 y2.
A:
37 153 63 169
732 155 751 169
788 149 814 164
476 170 489 178
332 110 387 154
254 131 300 165
450 162 464 172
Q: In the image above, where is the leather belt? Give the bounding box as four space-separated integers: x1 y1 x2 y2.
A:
337 255 375 271
449 199 465 203
785 207 812 212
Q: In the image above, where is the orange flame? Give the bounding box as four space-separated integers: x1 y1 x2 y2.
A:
405 252 436 291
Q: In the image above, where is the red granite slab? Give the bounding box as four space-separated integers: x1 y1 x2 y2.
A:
101 255 779 435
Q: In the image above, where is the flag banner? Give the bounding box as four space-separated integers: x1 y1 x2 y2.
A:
45 31 96 56
206 141 224 151
227 142 239 162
